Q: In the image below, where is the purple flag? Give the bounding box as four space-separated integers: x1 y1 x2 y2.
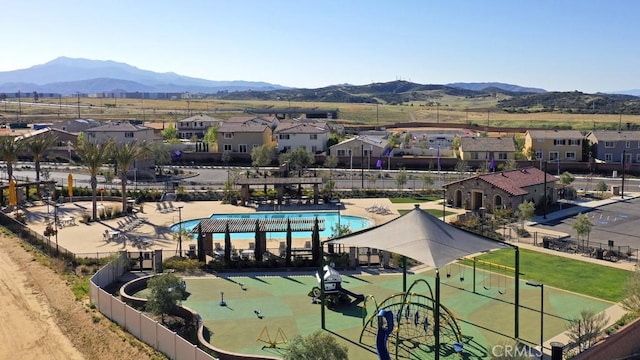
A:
490 158 495 171
376 158 382 169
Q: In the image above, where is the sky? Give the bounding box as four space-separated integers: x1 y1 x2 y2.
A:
1 0 639 93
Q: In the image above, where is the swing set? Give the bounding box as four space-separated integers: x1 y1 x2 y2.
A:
443 258 513 296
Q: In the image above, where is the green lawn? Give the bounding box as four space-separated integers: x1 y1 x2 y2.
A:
461 248 632 302
389 196 441 203
398 208 455 217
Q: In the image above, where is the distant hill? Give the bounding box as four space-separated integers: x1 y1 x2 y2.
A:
0 57 287 94
497 91 640 114
608 89 640 96
447 82 546 94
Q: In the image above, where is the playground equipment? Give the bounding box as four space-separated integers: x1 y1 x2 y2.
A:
476 259 512 295
257 326 288 348
310 265 364 307
361 279 464 359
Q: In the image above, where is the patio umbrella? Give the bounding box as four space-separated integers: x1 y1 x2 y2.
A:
254 219 263 262
286 218 292 267
224 221 231 263
312 217 321 266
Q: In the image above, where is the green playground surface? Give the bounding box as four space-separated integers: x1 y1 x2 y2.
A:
179 266 613 360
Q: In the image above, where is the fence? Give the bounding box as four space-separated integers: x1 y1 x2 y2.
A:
538 235 639 263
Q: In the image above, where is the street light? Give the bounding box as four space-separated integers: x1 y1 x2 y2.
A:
54 204 59 255
177 206 184 257
526 281 544 359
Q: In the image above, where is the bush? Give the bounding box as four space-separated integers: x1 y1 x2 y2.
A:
164 257 203 273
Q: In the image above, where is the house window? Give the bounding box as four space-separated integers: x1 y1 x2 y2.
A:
536 151 543 160
626 141 631 148
624 152 632 163
337 149 347 156
549 151 559 161
199 122 203 127
470 152 479 160
223 144 232 152
605 153 613 162
311 145 318 153
604 141 615 148
224 133 233 139
565 152 576 160
636 154 640 162
553 139 566 146
498 152 508 160
238 144 248 153
88 133 96 138
310 134 318 140
569 139 580 146
279 134 290 140
125 132 134 138
283 146 291 152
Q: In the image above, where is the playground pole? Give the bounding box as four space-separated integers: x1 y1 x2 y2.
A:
515 247 520 341
434 270 441 360
472 258 476 294
402 257 407 292
320 259 326 330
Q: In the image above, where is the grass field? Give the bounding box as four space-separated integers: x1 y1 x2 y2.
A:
3 97 640 130
461 248 632 302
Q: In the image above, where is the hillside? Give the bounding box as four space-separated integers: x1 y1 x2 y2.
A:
497 91 640 114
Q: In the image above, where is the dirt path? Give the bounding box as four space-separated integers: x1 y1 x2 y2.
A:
0 232 162 360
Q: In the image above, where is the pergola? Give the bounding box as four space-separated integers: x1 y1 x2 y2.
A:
192 217 325 264
235 177 323 206
327 204 520 360
0 180 57 206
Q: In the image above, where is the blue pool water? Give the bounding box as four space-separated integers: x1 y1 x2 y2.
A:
170 211 373 240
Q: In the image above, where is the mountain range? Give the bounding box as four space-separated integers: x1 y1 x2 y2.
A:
0 57 287 94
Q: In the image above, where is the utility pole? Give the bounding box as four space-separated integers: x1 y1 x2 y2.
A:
621 149 626 199
76 92 81 118
361 143 365 188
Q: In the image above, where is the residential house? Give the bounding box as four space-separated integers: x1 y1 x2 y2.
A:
458 136 516 163
329 135 389 160
273 121 331 153
15 127 78 160
443 167 557 212
216 122 276 154
524 130 584 162
176 114 223 140
83 121 158 180
51 118 101 133
225 115 280 130
393 129 465 156
586 131 640 163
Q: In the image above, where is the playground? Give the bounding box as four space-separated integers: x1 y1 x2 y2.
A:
174 263 613 359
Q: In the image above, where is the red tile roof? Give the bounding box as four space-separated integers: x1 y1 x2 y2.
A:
479 167 557 196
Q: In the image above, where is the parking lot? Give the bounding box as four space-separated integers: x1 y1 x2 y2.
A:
536 197 640 249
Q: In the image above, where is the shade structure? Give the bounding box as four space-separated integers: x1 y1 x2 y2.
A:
327 204 508 269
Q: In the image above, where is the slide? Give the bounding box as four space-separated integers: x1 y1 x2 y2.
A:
376 310 393 360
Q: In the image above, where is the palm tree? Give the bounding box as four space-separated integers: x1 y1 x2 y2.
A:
113 140 148 212
74 133 114 220
25 134 58 182
0 136 23 181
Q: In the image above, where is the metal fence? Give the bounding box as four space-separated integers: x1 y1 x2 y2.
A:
538 235 639 263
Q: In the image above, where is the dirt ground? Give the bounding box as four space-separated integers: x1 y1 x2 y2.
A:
0 232 164 360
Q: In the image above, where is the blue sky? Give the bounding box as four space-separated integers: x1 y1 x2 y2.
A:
2 0 638 92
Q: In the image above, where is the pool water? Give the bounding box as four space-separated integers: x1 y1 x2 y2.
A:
170 211 372 240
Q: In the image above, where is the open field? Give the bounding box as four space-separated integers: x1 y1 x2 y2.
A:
3 97 640 130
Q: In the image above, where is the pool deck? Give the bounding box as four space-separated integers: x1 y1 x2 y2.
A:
18 198 462 256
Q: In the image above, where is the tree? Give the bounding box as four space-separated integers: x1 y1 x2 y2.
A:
251 144 275 174
323 155 338 180
622 267 640 313
395 168 408 192
560 171 576 199
455 160 468 173
572 213 593 243
595 181 607 196
32 91 39 102
501 159 517 171
146 273 185 324
0 136 23 181
25 133 58 182
420 173 434 192
162 124 178 140
113 140 148 212
279 147 315 176
517 200 535 229
203 126 218 147
283 331 348 360
74 133 115 220
566 309 608 353
148 141 171 177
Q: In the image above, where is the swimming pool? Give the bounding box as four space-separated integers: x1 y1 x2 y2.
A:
170 211 373 240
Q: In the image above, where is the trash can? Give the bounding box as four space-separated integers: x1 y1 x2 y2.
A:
596 249 604 260
550 342 564 360
542 237 552 249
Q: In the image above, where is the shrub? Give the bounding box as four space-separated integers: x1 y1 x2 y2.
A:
164 257 203 273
